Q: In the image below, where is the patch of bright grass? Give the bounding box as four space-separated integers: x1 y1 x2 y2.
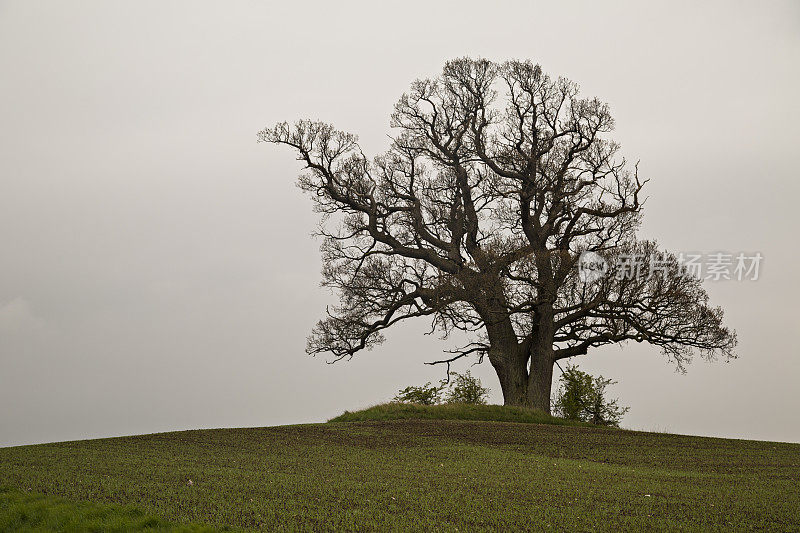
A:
0 486 225 532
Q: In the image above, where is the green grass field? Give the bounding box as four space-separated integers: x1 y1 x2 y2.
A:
0 486 224 532
1 404 799 531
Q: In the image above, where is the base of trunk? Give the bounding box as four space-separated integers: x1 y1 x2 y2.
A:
496 359 554 414
502 396 551 414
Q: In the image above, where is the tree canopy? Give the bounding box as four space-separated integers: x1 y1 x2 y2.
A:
258 58 736 411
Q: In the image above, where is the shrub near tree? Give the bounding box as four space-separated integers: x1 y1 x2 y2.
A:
394 371 489 405
552 365 629 427
444 370 489 404
393 382 442 405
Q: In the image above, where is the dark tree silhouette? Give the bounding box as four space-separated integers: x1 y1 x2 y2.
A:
258 58 736 412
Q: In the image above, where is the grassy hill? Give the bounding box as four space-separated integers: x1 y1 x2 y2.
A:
1 404 799 531
328 402 593 426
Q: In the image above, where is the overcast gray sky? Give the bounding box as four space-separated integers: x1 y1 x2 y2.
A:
1 1 799 447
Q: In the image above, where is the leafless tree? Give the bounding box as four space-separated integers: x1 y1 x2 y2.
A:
258 58 736 412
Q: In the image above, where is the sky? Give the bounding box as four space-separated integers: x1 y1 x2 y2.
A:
1 1 799 447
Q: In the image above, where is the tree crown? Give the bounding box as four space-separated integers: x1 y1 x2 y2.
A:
258 58 736 371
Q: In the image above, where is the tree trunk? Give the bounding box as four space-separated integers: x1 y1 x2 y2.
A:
483 301 555 414
526 303 556 414
526 352 554 414
489 341 554 414
492 356 553 413
491 355 529 406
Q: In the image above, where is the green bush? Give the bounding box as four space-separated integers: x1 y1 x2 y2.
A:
394 371 490 406
393 382 442 405
444 370 489 404
552 365 629 427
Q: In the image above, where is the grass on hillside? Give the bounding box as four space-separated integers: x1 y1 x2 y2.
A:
0 486 224 532
329 402 593 427
1 405 799 531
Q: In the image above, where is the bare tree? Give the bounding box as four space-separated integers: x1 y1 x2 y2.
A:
258 58 736 413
